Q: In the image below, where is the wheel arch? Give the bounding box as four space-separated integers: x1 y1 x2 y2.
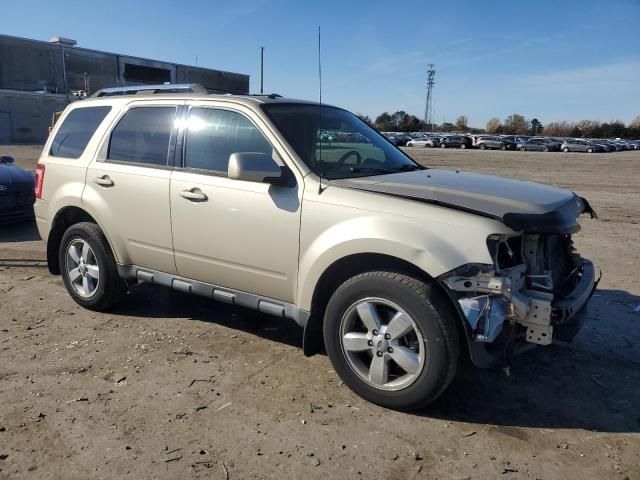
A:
302 252 462 356
46 206 116 275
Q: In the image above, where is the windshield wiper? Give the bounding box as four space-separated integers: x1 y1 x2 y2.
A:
349 166 394 175
391 164 423 172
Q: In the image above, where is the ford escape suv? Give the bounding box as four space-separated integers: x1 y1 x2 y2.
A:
34 84 599 410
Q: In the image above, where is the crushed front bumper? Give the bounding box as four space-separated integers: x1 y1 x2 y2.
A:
441 258 599 348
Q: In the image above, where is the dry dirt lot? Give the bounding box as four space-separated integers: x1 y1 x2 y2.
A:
1 145 639 480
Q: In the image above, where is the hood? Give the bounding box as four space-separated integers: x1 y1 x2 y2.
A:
332 169 595 233
0 164 35 194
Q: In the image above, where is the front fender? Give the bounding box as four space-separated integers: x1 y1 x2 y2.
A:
296 214 497 311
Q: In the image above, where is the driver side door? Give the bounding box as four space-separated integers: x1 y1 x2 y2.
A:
169 103 302 303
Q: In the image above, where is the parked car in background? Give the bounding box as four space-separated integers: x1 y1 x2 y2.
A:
0 155 35 223
476 136 516 150
439 135 467 148
406 137 440 148
560 139 603 153
520 138 561 152
501 136 530 149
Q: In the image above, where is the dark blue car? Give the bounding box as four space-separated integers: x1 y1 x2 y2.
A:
0 155 35 223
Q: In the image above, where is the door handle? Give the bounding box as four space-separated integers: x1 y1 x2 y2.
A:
94 175 114 187
179 188 208 202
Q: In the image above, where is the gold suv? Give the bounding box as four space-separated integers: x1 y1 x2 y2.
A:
34 84 599 409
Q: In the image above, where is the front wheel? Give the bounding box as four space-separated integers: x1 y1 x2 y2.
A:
479 143 486 150
59 222 127 311
440 143 446 148
323 271 460 410
587 148 593 153
460 143 466 149
562 147 569 152
543 146 549 152
520 147 526 152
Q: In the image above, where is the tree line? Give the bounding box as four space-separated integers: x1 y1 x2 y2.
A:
360 111 640 138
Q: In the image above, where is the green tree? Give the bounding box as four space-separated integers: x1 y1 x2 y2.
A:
486 118 502 134
439 122 455 132
374 112 393 131
528 118 543 135
503 114 528 135
356 113 373 127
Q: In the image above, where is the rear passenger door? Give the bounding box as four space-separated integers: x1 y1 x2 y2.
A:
83 102 180 274
169 103 301 303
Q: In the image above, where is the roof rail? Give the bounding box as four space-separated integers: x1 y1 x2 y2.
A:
91 83 208 97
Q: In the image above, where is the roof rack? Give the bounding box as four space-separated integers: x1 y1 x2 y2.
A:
91 83 208 97
245 93 282 99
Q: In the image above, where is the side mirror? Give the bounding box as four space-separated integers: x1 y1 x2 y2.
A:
228 152 294 187
0 155 15 164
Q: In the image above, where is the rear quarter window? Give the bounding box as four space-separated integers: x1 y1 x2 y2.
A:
49 106 112 159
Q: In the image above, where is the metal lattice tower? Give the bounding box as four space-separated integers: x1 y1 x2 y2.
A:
424 64 436 130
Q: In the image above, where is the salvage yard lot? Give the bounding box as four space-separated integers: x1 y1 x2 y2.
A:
1 145 639 479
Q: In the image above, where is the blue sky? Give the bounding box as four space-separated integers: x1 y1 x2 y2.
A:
3 0 639 127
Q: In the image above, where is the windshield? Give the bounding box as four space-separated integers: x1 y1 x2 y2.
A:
261 103 422 179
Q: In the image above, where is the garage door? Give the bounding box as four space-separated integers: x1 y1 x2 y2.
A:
0 112 10 143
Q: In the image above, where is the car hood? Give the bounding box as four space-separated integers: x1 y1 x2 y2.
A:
332 169 596 233
0 164 35 193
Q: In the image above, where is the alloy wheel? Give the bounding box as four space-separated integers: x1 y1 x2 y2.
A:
339 297 426 391
66 239 100 298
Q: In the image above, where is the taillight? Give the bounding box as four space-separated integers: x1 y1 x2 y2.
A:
35 164 45 199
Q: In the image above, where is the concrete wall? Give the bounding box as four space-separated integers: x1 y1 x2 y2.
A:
0 33 250 143
0 90 75 143
0 34 249 94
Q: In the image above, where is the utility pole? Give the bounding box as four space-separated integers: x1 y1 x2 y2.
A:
260 47 264 94
424 64 436 131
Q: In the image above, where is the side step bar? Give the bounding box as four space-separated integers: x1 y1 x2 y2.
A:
117 265 309 327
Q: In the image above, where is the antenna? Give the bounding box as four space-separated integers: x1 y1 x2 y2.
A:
260 46 264 94
318 26 322 104
318 25 325 195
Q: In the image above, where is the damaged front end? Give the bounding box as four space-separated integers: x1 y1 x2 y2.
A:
439 233 600 368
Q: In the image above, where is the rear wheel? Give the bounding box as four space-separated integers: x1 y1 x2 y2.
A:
323 271 460 410
520 146 526 152
587 147 593 153
460 143 466 149
59 222 127 311
440 142 446 148
543 146 549 152
480 143 486 150
562 147 569 152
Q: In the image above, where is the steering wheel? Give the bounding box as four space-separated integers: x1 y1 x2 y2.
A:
335 150 362 169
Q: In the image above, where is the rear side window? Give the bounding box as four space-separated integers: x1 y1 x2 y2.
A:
50 106 111 158
108 107 176 166
184 108 272 173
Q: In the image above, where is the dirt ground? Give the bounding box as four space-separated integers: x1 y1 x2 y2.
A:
1 144 639 480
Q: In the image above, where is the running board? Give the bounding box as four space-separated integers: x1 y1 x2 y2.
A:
117 265 309 327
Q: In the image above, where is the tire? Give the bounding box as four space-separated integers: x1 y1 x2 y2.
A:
520 147 526 152
460 143 466 149
500 144 507 150
562 147 569 152
543 146 549 152
323 271 460 410
59 222 127 311
587 148 593 153
440 143 446 148
479 143 486 150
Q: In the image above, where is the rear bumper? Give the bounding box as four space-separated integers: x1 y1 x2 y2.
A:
0 206 35 223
